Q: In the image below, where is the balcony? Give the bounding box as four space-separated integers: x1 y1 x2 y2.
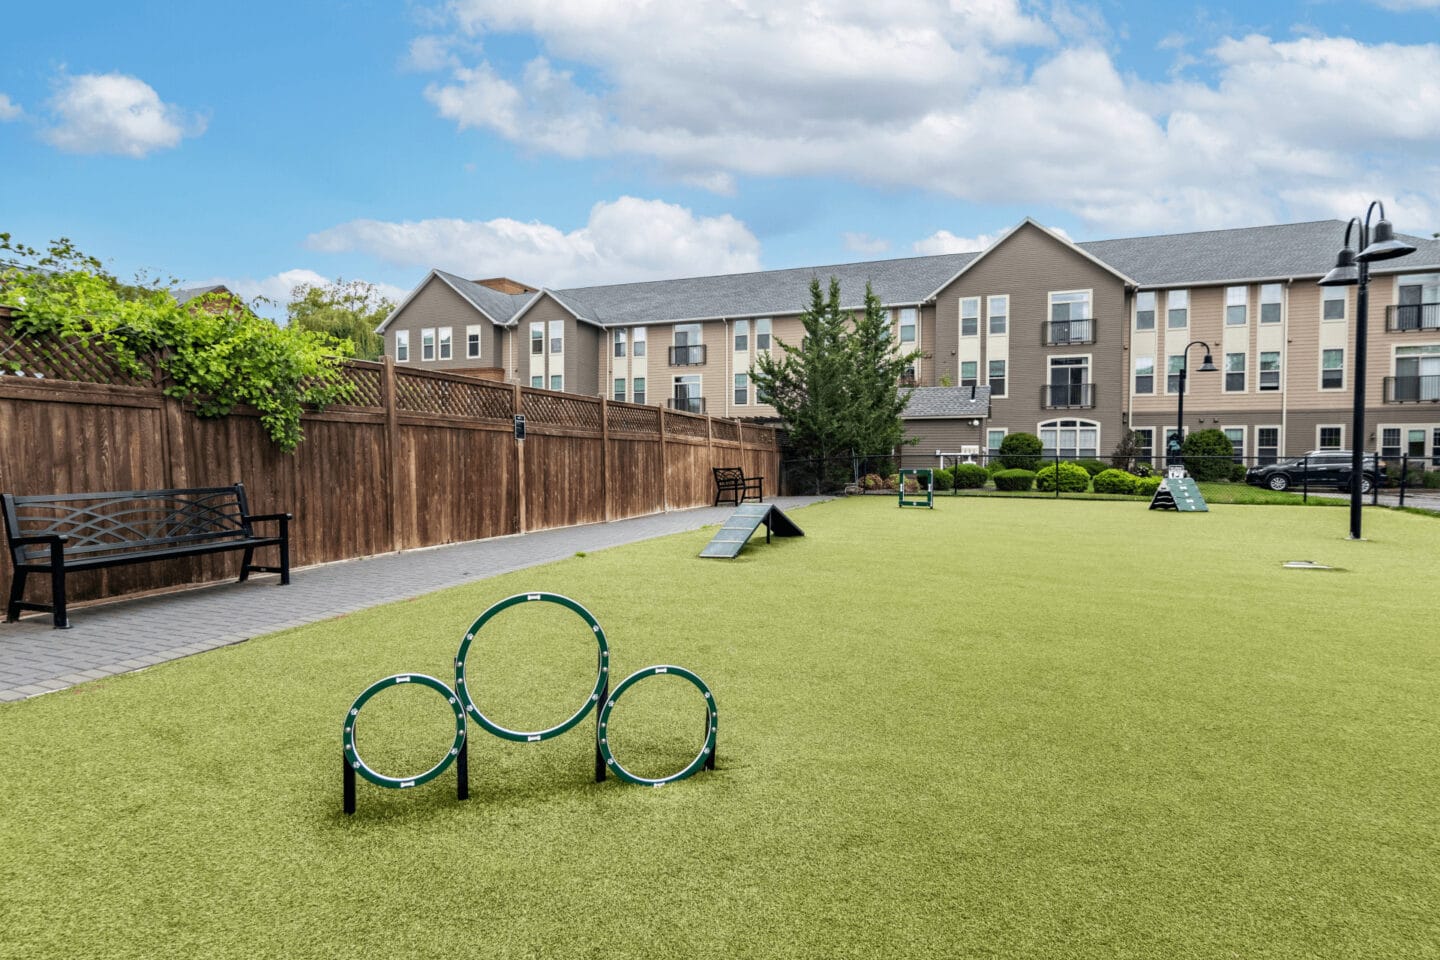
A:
1384 375 1440 403
1043 318 1096 346
1041 383 1095 409
668 396 706 414
668 344 707 366
1386 302 1440 332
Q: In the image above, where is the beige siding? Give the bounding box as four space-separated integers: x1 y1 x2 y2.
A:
385 276 504 375
904 419 986 463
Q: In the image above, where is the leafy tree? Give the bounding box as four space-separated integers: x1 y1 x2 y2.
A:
751 277 922 470
1109 429 1144 471
1181 428 1237 481
998 432 1043 470
286 280 393 361
0 233 354 452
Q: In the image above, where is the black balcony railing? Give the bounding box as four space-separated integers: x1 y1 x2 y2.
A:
1386 302 1440 332
1041 383 1095 408
668 396 705 413
668 344 707 366
1044 318 1096 345
1384 375 1440 403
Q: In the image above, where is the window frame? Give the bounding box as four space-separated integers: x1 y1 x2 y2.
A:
754 319 770 351
1225 285 1248 326
421 327 436 362
1167 289 1189 329
632 326 647 357
550 373 564 392
987 359 1007 399
466 324 481 359
1322 286 1347 323
1222 426 1245 463
613 329 627 358
395 330 409 363
548 320 564 354
1135 291 1156 331
613 378 626 402
1224 352 1246 393
438 326 453 360
960 298 979 338
987 295 1008 336
1259 283 1283 324
530 322 544 356
632 376 646 405
734 319 749 353
1259 350 1281 391
1256 426 1281 465
734 372 749 406
1321 348 1344 391
1134 355 1154 395
960 360 978 389
1317 425 1344 450
898 307 917 344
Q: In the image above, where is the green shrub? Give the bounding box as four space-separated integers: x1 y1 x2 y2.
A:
1423 470 1440 489
861 473 885 490
1229 463 1248 483
986 460 1008 477
1092 468 1139 495
1076 458 1108 477
1036 461 1091 492
993 469 1036 491
932 467 954 491
1134 462 1155 478
1135 476 1162 497
998 432 1043 470
1180 429 1237 481
953 464 988 489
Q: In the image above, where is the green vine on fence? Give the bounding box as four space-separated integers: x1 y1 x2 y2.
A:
0 234 355 453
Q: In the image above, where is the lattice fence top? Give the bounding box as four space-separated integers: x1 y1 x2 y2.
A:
742 424 778 447
523 390 603 430
334 362 384 408
0 320 155 387
665 409 710 439
608 402 660 434
711 419 740 443
395 368 513 421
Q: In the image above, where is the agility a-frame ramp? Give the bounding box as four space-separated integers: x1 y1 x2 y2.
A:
699 503 805 559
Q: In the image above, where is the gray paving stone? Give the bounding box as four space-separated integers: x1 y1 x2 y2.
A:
0 498 825 700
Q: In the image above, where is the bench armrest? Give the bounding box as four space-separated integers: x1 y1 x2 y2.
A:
243 513 292 524
11 533 69 548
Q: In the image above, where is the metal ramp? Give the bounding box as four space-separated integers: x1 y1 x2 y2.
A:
699 503 805 559
1150 477 1208 512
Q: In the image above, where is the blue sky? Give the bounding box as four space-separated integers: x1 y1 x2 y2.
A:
2 0 1438 312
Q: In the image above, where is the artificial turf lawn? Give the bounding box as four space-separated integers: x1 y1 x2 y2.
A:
2 498 1437 959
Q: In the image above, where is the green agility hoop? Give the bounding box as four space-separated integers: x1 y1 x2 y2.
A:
454 592 610 743
597 665 718 787
343 673 467 790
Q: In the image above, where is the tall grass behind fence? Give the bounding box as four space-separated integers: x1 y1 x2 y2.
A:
0 318 780 609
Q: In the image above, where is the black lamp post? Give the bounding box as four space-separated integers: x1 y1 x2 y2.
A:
1317 201 1416 540
1173 340 1217 469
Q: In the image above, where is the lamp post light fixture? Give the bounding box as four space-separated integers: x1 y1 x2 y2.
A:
1172 340 1217 470
1318 201 1417 540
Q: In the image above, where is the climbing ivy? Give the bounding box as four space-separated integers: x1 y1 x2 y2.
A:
0 234 355 453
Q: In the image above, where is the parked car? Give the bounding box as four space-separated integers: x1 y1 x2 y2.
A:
1245 450 1386 493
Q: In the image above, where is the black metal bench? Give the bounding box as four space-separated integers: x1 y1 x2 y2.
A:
712 467 764 506
3 483 290 629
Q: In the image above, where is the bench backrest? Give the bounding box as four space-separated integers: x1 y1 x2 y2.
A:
2 484 253 565
713 467 747 485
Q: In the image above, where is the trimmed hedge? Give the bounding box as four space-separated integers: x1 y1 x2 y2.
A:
953 463 988 489
1092 468 1139 495
932 467 955 492
1181 429 1237 482
1036 462 1091 492
1076 458 1109 477
993 469 1037 491
1135 476 1163 496
998 432 1043 470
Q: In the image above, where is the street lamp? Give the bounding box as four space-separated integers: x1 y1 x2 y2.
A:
1172 340 1217 470
1317 201 1416 540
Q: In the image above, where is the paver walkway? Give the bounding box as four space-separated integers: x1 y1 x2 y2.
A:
0 498 824 701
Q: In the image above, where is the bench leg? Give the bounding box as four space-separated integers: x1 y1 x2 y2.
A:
49 557 69 629
238 546 255 583
6 570 26 623
278 534 290 586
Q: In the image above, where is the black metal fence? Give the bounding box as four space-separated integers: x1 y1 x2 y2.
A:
778 448 1440 509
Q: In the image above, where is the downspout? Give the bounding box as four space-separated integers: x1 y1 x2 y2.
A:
1281 278 1292 455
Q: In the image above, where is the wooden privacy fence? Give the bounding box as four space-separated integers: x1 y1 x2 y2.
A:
0 324 781 609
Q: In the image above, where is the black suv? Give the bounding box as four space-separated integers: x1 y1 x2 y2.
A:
1245 450 1385 494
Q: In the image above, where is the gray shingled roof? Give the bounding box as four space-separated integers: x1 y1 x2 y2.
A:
551 254 975 326
1078 220 1440 287
902 385 991 419
434 270 534 324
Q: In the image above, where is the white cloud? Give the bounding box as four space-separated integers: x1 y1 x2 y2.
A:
842 232 891 255
200 270 409 312
306 196 762 288
913 230 999 254
417 3 1440 235
42 73 203 157
1369 0 1440 9
0 94 21 121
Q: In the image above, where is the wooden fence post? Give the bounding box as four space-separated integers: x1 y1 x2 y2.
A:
600 396 611 523
514 383 526 534
381 357 401 553
659 408 670 512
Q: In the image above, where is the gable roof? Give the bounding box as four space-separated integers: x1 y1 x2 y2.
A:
924 218 1136 301
375 269 533 333
172 284 232 303
902 385 992 419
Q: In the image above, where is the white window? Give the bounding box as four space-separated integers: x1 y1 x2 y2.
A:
672 374 702 413
530 322 543 355
1166 355 1184 393
1047 356 1091 407
614 378 626 402
1260 283 1283 324
734 319 749 352
1167 289 1189 328
421 328 436 361
1394 344 1440 401
1134 356 1154 395
613 329 626 357
550 373 563 391
1038 418 1099 459
1259 351 1281 391
1223 427 1245 463
898 307 917 343
466 324 481 359
632 377 646 405
960 298 979 338
1132 427 1154 465
1395 275 1439 331
549 320 563 354
988 359 1006 398
734 373 748 405
632 327 647 357
1225 352 1245 392
1322 286 1347 322
438 327 452 360
960 361 978 389
1226 286 1247 325
988 296 1008 336
754 319 770 351
1256 427 1280 464
1049 291 1092 345
986 428 1006 459
395 330 409 363
530 375 543 388
1318 426 1343 450
1322 349 1344 390
1135 291 1156 331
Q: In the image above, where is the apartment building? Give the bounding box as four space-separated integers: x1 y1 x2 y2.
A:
376 217 1440 465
